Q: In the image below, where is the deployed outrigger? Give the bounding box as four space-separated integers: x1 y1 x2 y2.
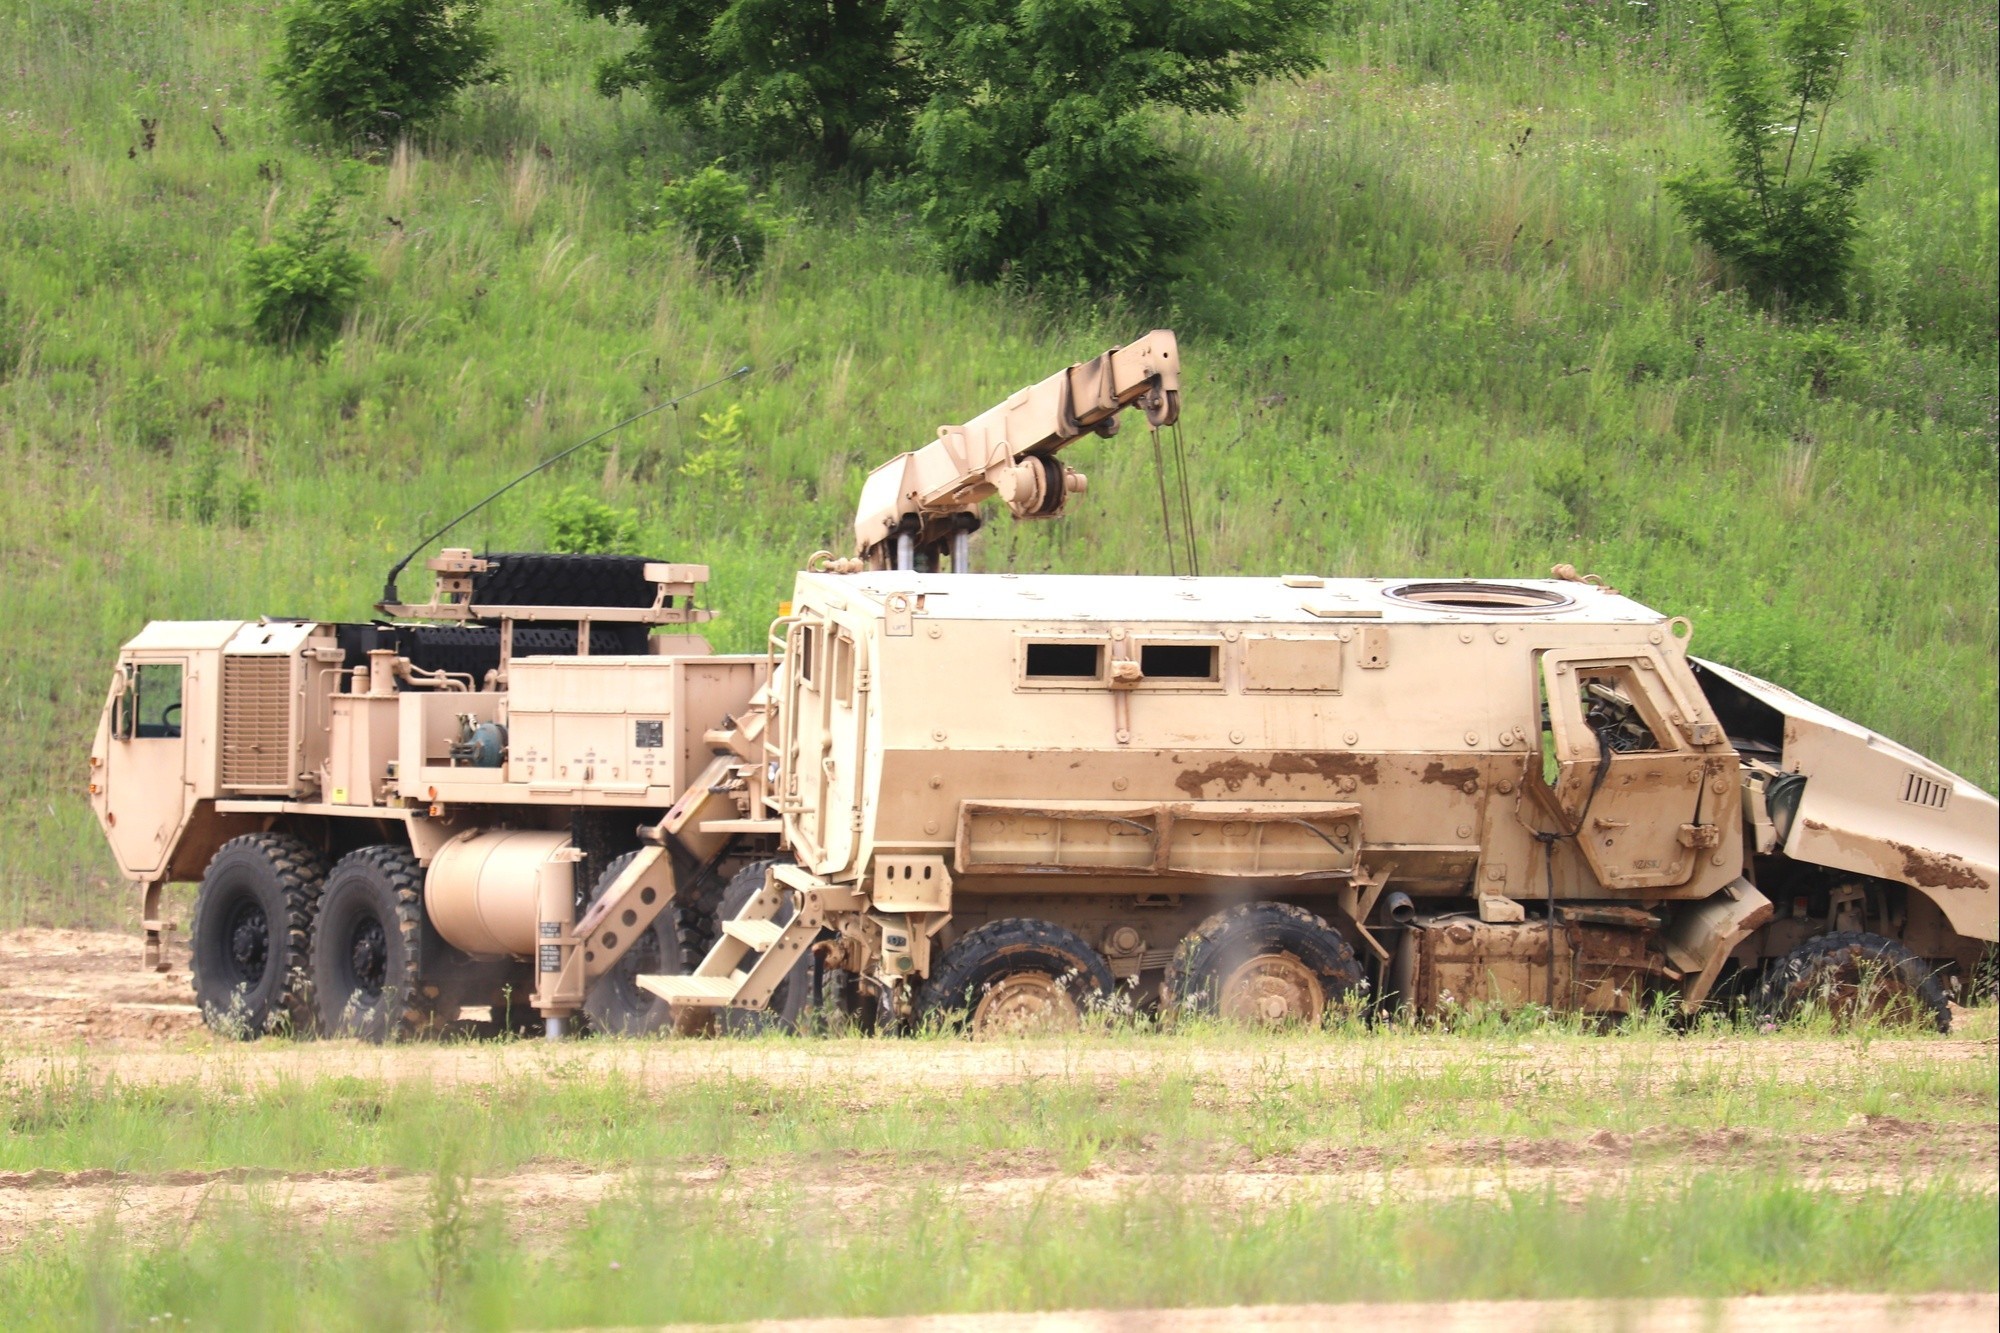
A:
90 332 1996 1039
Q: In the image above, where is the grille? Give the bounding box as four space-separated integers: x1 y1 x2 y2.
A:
1900 770 1951 811
221 655 295 793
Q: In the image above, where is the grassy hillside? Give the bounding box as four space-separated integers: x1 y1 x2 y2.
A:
2 0 1993 927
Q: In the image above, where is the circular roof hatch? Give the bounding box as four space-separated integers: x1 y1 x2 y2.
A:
1383 580 1574 613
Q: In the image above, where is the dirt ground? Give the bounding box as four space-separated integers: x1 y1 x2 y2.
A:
4 1118 1993 1253
0 927 203 1043
664 1293 1998 1333
4 928 1995 1303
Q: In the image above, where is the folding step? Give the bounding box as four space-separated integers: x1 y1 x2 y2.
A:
636 973 744 1004
724 917 787 951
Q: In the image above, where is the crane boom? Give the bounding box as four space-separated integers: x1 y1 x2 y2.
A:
851 330 1181 570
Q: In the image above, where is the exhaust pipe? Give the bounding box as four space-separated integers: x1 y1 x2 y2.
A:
1381 890 1416 926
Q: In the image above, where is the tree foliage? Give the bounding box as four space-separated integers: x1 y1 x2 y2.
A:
894 0 1329 291
1664 0 1875 310
270 0 501 148
237 189 370 347
576 0 919 166
543 488 640 553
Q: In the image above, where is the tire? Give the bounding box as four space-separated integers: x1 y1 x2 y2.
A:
472 553 662 609
1756 931 1950 1033
401 623 650 682
311 846 433 1041
1167 902 1365 1026
716 860 815 1035
582 850 708 1037
918 919 1115 1038
189 833 326 1039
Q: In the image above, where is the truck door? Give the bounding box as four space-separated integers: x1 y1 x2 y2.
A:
784 614 867 875
100 657 192 879
1537 651 1716 891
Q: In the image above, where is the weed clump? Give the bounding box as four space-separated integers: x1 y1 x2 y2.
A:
270 0 501 149
543 488 640 554
646 163 775 279
237 188 369 347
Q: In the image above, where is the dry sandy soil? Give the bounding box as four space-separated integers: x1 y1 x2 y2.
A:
667 1292 1997 1333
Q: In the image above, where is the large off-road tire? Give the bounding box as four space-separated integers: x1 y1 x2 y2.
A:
1167 902 1366 1026
311 845 434 1042
582 850 709 1037
1757 931 1950 1033
189 833 327 1039
716 860 816 1035
918 919 1115 1039
472 553 663 609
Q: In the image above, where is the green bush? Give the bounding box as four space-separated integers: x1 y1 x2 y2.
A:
897 0 1332 292
270 0 501 148
1664 0 1876 311
576 0 916 166
652 164 775 278
238 188 370 347
543 488 640 553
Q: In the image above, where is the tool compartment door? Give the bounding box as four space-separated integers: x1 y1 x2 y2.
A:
100 656 193 879
1538 651 1711 890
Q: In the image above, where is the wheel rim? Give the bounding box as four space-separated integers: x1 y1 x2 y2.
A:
347 915 388 998
1217 952 1326 1025
970 972 1081 1038
1804 958 1921 1025
223 897 269 987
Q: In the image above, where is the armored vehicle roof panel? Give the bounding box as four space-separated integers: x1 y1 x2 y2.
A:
813 573 1665 627
123 620 247 652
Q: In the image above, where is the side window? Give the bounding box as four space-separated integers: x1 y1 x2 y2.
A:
832 632 855 706
1574 665 1665 753
134 663 184 739
1023 641 1105 683
795 624 819 691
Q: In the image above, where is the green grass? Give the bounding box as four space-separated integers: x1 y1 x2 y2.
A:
2 0 1994 926
6 1029 1992 1176
3 1176 1992 1328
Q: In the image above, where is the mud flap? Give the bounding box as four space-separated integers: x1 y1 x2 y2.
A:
1659 877 1773 1014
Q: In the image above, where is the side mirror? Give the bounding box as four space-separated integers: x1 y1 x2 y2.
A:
111 668 136 742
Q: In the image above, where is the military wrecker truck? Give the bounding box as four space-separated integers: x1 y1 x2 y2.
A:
91 331 1997 1039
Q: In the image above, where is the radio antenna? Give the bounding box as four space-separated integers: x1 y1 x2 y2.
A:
378 365 752 609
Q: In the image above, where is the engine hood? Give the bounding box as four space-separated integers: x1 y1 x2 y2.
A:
1695 658 1997 943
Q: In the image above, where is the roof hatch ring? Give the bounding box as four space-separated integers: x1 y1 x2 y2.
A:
1382 581 1574 614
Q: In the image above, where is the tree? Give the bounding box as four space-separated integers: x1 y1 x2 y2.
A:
574 0 919 166
896 0 1332 291
1663 0 1876 310
270 0 501 149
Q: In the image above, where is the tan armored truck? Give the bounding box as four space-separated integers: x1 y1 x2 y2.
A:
89 332 1997 1039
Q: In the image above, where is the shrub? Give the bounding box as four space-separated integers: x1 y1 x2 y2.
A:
575 0 918 166
1664 0 1876 311
238 189 370 346
270 0 500 148
652 164 775 278
164 445 263 529
543 488 640 554
898 0 1332 291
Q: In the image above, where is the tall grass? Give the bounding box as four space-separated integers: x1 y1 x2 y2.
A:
1 0 1993 926
3 1177 1992 1328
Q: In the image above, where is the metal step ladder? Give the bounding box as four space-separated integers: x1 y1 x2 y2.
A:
636 864 828 1013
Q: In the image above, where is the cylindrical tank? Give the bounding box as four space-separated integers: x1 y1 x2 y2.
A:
426 829 573 957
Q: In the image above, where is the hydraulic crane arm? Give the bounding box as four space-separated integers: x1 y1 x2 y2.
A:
851 330 1181 570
